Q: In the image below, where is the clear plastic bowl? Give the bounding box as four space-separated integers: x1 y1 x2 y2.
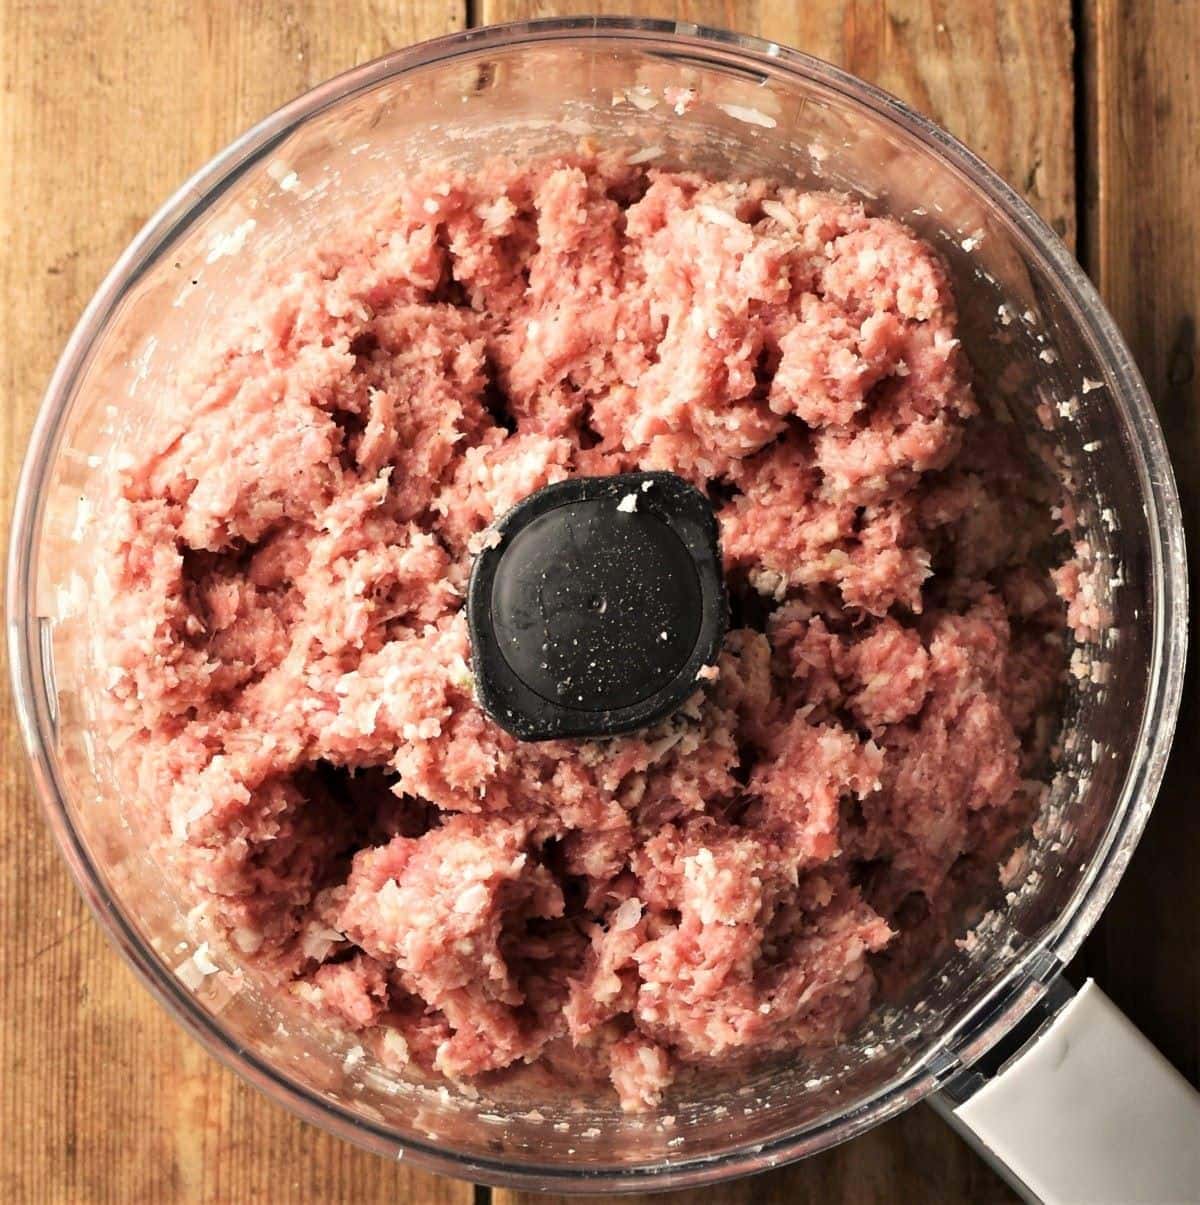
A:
6 16 1187 1194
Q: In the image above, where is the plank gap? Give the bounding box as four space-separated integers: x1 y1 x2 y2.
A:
1070 0 1092 272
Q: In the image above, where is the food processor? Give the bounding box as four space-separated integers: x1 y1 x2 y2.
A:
7 16 1196 1201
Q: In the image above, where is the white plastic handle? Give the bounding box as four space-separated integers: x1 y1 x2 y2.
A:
941 979 1200 1204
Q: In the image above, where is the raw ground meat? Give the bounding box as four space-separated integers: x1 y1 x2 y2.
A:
97 150 1069 1112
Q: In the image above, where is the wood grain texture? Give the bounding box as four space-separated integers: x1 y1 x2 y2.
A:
477 3 1072 1201
0 5 471 1203
479 0 1076 245
1074 0 1200 1087
14 2 1197 1204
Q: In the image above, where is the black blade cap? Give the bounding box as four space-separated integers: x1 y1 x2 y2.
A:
467 471 727 741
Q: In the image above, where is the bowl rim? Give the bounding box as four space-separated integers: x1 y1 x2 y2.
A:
6 14 1188 1194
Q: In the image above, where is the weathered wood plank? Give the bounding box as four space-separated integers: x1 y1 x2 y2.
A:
479 0 1075 244
478 3 1074 1203
0 5 471 1202
1076 0 1200 1087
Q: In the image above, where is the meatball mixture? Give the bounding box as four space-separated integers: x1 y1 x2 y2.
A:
99 151 1066 1111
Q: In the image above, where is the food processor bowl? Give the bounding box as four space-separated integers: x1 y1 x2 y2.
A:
7 17 1187 1194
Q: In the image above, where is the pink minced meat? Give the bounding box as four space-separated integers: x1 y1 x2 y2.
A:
98 152 1067 1112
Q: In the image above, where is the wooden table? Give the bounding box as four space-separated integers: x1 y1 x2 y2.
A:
1 2 1195 1201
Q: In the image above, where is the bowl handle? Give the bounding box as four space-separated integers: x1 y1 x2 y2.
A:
930 978 1199 1203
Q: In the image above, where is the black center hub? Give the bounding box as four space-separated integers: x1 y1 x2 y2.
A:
467 472 727 741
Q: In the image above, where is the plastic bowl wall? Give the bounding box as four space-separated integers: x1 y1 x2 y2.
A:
6 17 1186 1194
